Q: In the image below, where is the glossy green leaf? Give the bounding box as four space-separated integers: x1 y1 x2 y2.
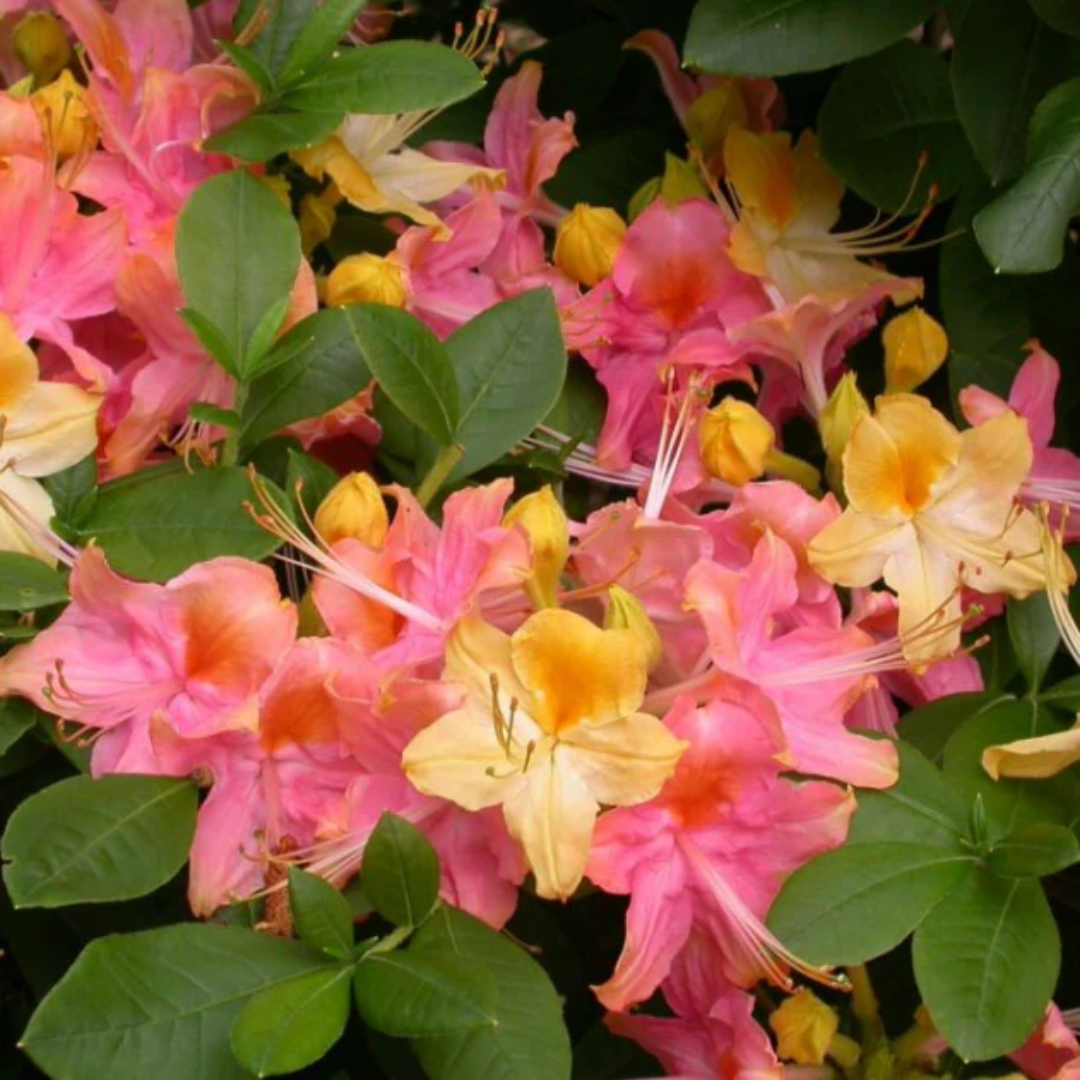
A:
767 843 975 965
22 926 329 1080
975 77 1080 273
409 906 572 1080
231 966 352 1077
248 0 319 78
284 449 341 522
818 40 973 213
846 743 970 848
899 691 1012 763
1007 592 1060 692
288 868 354 960
0 697 41 758
239 307 374 454
176 170 301 377
217 40 274 94
1040 672 1080 711
204 110 343 163
361 812 439 928
421 289 567 481
73 466 289 582
2 775 196 908
280 42 484 115
683 0 937 77
913 870 1059 1060
988 823 1080 879
1030 0 1080 37
0 553 67 611
943 698 1080 839
42 454 98 527
278 0 370 86
345 306 458 445
354 952 498 1037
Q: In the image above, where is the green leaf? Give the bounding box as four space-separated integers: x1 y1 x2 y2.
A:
217 40 274 94
818 40 973 213
988 823 1080 879
354 952 498 1037
278 0 370 86
345 305 458 445
231 965 352 1077
203 109 344 163
189 403 241 430
409 906 572 1080
899 691 1011 763
943 699 1080 839
2 775 196 908
767 843 975 965
73 466 289 582
361 812 439 928
239 307 374 454
1007 592 1060 692
280 42 485 115
913 869 1059 1060
285 449 341 522
683 0 937 77
426 290 568 482
179 308 237 374
176 170 301 377
248 0 319 78
245 294 294 379
0 553 67 611
288 868 354 960
0 698 41 757
42 454 98 527
951 0 1080 185
1040 672 1080 711
1030 0 1080 37
21 925 329 1080
974 77 1080 273
846 743 970 848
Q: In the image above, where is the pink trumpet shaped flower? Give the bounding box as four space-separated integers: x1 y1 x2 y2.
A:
588 689 854 1011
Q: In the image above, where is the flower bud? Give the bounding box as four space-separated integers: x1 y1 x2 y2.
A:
768 988 840 1066
326 253 407 309
313 472 389 548
503 486 568 609
685 80 748 162
883 306 947 395
553 204 627 287
32 71 97 161
819 371 870 465
605 586 662 671
629 153 710 220
258 172 292 210
14 13 71 86
699 398 775 486
299 192 336 255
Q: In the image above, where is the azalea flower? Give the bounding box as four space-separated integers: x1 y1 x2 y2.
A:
0 315 100 563
808 394 1064 666
402 608 687 900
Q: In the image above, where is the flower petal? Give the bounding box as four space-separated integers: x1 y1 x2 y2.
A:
983 721 1080 780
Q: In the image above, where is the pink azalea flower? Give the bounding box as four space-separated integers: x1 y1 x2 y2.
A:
1011 1005 1080 1080
564 197 767 471
0 154 126 386
308 478 531 672
682 531 900 788
588 689 854 1011
607 934 782 1080
1 546 297 772
960 343 1080 539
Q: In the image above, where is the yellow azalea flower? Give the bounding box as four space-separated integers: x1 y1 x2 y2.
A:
0 317 100 564
402 610 688 899
502 486 569 610
808 394 1067 666
32 70 97 161
769 988 846 1066
983 719 1080 779
723 125 922 304
883 307 948 395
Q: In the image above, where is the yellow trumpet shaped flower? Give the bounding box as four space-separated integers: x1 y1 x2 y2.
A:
808 394 1066 666
0 317 100 563
402 610 688 899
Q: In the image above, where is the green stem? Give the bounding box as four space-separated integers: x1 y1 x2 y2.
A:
415 444 464 508
220 383 248 468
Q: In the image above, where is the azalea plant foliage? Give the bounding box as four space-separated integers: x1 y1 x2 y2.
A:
4 0 1080 1077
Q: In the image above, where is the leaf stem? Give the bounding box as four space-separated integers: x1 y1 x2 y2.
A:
415 444 464 508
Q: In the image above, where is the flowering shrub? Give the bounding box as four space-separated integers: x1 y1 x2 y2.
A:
2 1 1080 1078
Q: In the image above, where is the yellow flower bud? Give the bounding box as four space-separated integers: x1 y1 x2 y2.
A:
553 204 627 287
503 486 569 609
325 253 407 309
313 472 389 548
32 71 97 161
299 192 337 255
769 988 840 1066
258 172 292 210
699 397 775 486
819 371 870 465
14 13 71 86
883 306 948 395
605 586 662 671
